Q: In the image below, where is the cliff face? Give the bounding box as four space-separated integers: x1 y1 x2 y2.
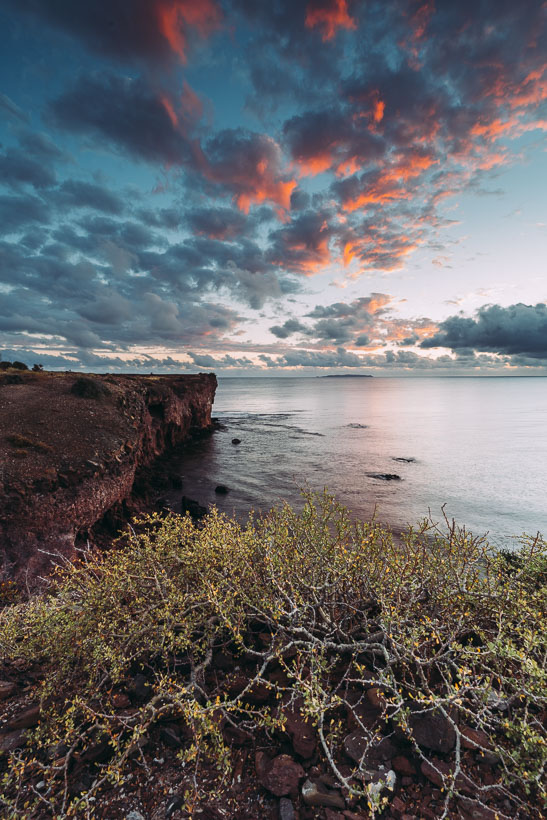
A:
0 372 217 580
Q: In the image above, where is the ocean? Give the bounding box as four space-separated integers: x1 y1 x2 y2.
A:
170 376 547 547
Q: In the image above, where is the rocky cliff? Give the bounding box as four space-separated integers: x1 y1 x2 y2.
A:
0 371 217 580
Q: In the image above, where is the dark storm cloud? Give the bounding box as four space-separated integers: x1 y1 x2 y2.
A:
185 206 249 240
2 0 222 65
421 303 547 359
0 148 57 190
49 72 199 166
18 131 68 163
53 180 125 215
0 194 51 232
283 107 384 176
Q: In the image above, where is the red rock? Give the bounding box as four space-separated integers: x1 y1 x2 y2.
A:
324 810 345 820
343 731 396 765
301 779 345 809
256 753 305 797
8 703 41 730
0 729 27 754
390 795 408 818
421 759 474 795
408 709 456 753
112 693 130 709
280 700 316 758
421 759 451 788
457 796 501 819
460 726 491 751
0 681 15 700
0 373 217 581
392 755 416 775
366 687 386 710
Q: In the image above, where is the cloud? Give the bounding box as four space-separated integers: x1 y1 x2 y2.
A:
54 180 125 214
305 0 356 41
421 303 547 359
0 148 57 190
0 93 30 124
185 206 249 239
50 72 201 166
5 0 222 65
0 194 51 232
270 319 308 339
203 129 297 215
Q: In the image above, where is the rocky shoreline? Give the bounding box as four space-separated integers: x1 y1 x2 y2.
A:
0 370 217 582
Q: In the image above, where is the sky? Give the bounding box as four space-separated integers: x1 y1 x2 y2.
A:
0 0 546 376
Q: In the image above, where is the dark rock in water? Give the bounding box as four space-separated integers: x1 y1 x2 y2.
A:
215 484 229 494
367 473 401 481
169 473 183 489
231 437 241 444
345 423 368 429
181 496 208 519
392 457 416 463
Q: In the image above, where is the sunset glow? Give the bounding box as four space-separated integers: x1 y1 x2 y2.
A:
0 0 546 374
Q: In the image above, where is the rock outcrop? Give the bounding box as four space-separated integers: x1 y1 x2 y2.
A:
0 371 216 579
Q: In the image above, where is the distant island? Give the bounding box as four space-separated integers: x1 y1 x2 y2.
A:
319 374 373 378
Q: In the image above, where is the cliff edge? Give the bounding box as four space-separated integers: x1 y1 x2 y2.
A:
0 371 217 580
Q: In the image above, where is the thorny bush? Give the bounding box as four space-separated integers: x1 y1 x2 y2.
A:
0 492 546 818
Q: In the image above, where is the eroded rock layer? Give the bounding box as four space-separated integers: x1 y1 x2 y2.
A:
0 371 216 579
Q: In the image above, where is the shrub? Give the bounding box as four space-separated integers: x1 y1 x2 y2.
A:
70 377 110 399
11 361 28 371
0 493 545 818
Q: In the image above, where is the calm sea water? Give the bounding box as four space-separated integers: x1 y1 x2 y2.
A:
171 377 547 547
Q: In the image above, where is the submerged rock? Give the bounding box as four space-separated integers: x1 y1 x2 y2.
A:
181 496 208 519
367 473 401 481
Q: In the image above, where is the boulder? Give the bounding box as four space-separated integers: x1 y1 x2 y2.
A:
215 485 229 494
231 438 241 445
256 752 305 797
0 681 16 700
408 709 456 753
301 779 345 809
181 496 208 519
281 701 316 758
8 704 41 730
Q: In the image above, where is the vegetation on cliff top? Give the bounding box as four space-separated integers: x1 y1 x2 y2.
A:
0 493 546 818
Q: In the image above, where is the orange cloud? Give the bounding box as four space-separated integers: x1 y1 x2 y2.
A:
305 0 356 41
235 169 297 216
160 94 178 128
372 97 385 123
297 152 334 176
156 0 221 62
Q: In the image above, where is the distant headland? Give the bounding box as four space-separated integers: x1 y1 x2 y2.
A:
318 374 373 378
